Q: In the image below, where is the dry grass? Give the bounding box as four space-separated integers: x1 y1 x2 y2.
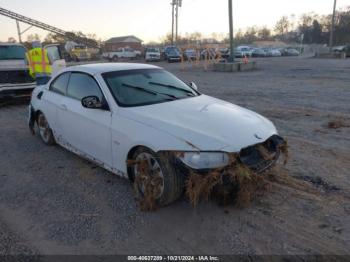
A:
278 140 289 165
185 155 268 208
127 159 163 211
186 170 222 207
127 141 292 211
185 140 290 208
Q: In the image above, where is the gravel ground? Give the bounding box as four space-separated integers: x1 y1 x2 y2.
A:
0 57 349 256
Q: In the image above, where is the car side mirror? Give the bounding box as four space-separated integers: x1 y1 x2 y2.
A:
189 82 198 91
81 96 104 109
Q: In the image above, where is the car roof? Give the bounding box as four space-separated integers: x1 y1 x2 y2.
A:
64 63 161 75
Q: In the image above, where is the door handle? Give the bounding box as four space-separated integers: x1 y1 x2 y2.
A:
60 104 67 111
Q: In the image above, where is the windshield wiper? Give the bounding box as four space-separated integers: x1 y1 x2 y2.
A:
122 83 178 100
148 81 196 96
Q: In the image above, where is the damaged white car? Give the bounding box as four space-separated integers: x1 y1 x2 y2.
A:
29 63 285 207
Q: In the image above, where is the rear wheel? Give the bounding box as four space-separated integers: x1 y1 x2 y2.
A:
112 56 118 62
129 147 184 207
37 113 55 145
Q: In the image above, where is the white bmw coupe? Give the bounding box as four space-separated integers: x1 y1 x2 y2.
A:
29 63 285 206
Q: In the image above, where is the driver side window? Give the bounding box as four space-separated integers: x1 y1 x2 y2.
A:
67 73 104 102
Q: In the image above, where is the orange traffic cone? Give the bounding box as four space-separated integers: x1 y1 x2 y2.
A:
243 55 249 64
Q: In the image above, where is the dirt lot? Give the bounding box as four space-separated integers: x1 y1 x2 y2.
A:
0 57 349 256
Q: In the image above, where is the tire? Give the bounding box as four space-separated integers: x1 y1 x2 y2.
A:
37 113 55 145
112 56 118 62
129 147 184 206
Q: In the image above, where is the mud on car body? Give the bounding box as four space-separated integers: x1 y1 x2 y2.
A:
29 63 286 209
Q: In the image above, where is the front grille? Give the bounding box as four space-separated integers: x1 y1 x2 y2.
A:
0 70 34 84
239 135 285 173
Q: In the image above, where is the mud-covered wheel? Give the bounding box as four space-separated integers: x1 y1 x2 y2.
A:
129 147 184 207
37 113 55 145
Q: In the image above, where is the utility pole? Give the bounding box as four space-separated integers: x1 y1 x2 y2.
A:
170 0 182 46
16 20 22 43
228 0 235 62
175 1 179 44
329 0 337 52
171 0 175 45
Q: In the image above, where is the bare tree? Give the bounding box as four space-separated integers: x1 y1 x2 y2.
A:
274 16 290 39
258 27 271 40
26 33 41 42
7 37 17 43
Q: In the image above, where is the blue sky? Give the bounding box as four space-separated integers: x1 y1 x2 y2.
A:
0 0 349 43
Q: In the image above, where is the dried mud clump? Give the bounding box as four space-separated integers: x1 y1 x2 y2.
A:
327 120 349 129
128 140 290 211
186 141 289 208
186 170 222 207
127 159 163 211
186 160 272 208
278 140 289 165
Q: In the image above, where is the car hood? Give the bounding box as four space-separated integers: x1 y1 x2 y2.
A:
119 95 277 152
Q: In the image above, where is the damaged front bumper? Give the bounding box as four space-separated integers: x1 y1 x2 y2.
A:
174 134 287 181
239 134 286 173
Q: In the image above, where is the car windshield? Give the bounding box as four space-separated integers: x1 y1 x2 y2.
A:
102 68 199 107
166 47 179 53
147 48 159 52
0 45 26 60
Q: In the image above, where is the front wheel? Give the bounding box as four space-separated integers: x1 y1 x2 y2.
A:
129 147 184 208
37 113 55 145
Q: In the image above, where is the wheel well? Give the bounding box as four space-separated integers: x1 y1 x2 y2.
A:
35 110 43 122
126 145 151 181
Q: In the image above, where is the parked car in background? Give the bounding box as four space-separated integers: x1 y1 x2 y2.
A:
332 45 346 53
103 47 142 61
29 63 286 207
216 48 230 59
280 48 300 56
164 46 181 62
183 49 197 61
145 47 161 62
264 48 282 57
333 45 350 57
0 42 35 102
200 48 216 60
235 46 252 58
251 48 267 57
164 46 180 60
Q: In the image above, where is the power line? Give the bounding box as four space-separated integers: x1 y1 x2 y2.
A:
0 6 98 48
